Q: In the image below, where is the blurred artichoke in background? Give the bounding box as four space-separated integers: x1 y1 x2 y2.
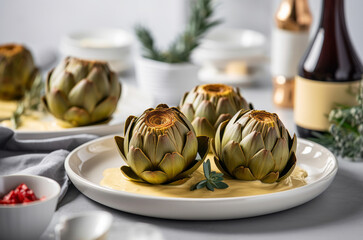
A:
43 57 121 126
212 109 297 183
115 104 210 185
0 44 38 100
179 84 252 139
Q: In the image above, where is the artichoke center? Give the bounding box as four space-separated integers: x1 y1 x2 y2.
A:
199 84 233 96
250 110 277 125
0 44 23 57
145 109 175 129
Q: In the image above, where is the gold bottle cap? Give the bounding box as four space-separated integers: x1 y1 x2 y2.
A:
275 0 312 32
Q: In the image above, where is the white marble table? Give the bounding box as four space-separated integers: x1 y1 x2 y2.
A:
40 79 363 240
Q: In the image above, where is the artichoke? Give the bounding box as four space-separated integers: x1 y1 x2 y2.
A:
0 44 38 100
43 57 121 126
115 104 210 185
212 109 297 183
179 84 252 139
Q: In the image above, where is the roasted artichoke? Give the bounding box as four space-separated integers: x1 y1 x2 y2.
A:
0 44 38 100
115 104 210 185
43 57 121 126
179 84 251 138
212 109 297 183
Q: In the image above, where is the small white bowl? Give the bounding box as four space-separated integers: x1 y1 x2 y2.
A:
60 29 133 73
192 28 267 67
55 211 113 240
135 57 199 105
0 175 61 240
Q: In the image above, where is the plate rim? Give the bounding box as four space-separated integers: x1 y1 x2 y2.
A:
65 135 338 202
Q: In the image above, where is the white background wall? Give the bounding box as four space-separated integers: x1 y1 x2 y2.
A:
1 0 363 63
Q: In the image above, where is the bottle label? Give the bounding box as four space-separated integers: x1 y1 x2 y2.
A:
294 76 361 131
271 28 310 78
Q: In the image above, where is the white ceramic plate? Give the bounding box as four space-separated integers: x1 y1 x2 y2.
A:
11 84 153 140
65 136 338 220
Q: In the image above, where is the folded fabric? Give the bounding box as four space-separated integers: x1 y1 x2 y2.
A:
0 126 97 200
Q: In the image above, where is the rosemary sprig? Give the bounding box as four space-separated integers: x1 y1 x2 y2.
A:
11 74 44 128
190 159 229 191
135 0 221 63
311 84 363 161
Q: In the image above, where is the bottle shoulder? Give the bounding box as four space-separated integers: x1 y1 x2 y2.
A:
298 28 363 81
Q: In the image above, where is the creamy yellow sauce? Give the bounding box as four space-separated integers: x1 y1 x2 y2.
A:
100 160 308 198
0 112 70 131
0 100 17 119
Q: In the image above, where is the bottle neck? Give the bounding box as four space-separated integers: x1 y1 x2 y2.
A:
319 0 346 30
276 0 312 31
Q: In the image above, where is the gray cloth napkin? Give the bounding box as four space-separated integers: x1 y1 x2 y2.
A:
0 126 97 200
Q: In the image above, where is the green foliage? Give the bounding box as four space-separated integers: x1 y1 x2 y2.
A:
11 74 44 128
190 159 229 191
135 0 221 63
311 85 363 161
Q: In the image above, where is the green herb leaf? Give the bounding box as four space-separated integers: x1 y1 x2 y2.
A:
135 0 221 63
190 159 229 192
310 83 363 161
11 74 44 129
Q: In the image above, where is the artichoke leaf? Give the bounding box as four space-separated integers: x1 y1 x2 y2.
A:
216 97 236 116
261 172 279 184
192 117 215 139
272 138 289 172
91 96 118 123
46 89 70 118
221 122 242 150
142 131 157 165
180 103 195 121
213 156 231 177
278 152 297 182
140 171 169 185
194 100 217 125
214 120 229 157
120 166 144 183
114 136 127 163
68 79 99 113
124 116 137 157
181 131 198 166
233 166 256 181
155 134 178 165
159 152 185 179
88 67 110 100
214 113 231 129
64 107 91 126
240 131 265 161
175 136 209 180
127 146 153 175
222 140 247 174
249 149 275 180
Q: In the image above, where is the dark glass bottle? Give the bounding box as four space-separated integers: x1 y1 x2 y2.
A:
294 0 363 138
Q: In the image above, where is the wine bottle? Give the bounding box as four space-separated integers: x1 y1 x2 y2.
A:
294 0 363 138
271 0 312 108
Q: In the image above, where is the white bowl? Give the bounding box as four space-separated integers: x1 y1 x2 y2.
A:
60 29 133 73
0 175 61 240
135 58 199 106
55 211 113 240
201 28 266 50
192 28 267 67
